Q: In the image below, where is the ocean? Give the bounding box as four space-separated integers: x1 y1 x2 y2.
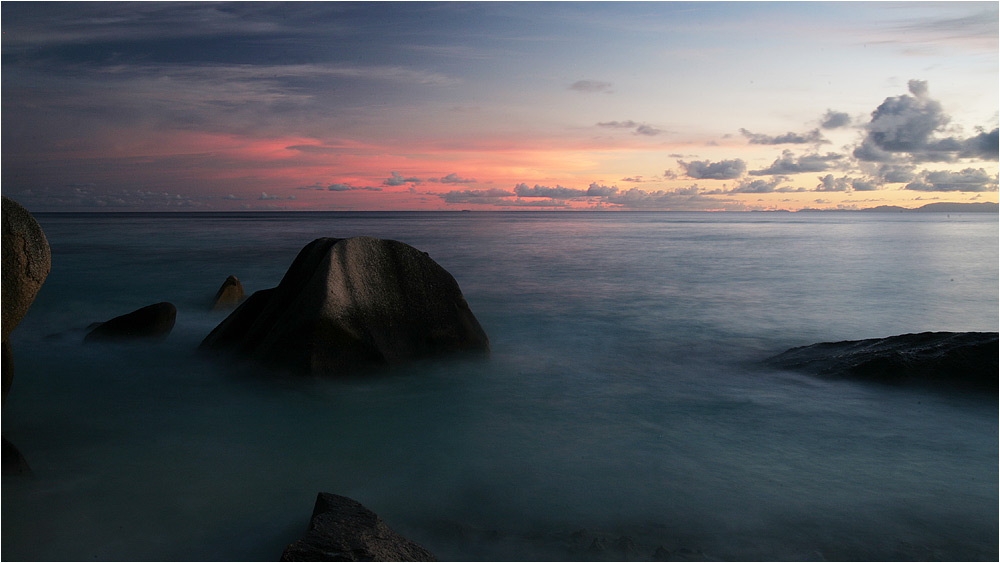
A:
2 211 997 561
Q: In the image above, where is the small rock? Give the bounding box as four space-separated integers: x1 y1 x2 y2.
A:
281 492 436 561
653 545 671 561
84 302 177 342
211 275 245 311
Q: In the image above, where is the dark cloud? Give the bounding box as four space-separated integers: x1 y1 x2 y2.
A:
586 182 618 196
820 110 851 129
383 172 422 186
904 168 998 192
440 188 514 204
514 183 588 198
328 183 382 191
863 79 952 155
739 128 827 145
961 128 999 160
570 80 612 93
620 176 643 183
877 164 917 183
432 173 477 184
678 158 746 180
728 177 786 193
816 174 851 192
749 150 844 175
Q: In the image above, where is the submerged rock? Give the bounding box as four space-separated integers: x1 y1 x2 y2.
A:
85 302 177 342
200 237 489 375
281 492 436 562
765 331 998 391
211 274 245 311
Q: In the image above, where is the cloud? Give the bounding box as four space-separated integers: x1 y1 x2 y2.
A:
620 176 643 183
259 192 281 200
739 128 827 145
570 80 612 93
820 110 851 129
961 128 999 160
597 120 662 136
440 188 514 204
383 172 422 186
327 183 382 191
678 158 746 180
816 174 851 192
728 177 786 194
904 168 998 192
432 173 477 184
586 182 619 196
867 80 948 151
876 164 917 183
749 150 844 175
514 183 588 198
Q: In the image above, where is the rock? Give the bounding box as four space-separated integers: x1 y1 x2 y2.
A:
765 331 998 391
2 437 32 476
280 492 436 562
84 302 177 342
614 535 638 561
2 197 51 341
200 237 489 376
2 197 51 403
652 545 672 561
211 275 245 311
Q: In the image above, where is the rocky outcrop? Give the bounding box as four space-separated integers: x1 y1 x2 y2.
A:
281 493 436 562
200 237 489 376
84 302 177 342
211 275 245 311
2 197 52 402
765 331 998 391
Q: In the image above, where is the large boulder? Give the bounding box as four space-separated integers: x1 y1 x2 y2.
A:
2 197 51 402
211 275 245 311
765 331 998 391
200 237 489 375
281 493 436 562
2 196 51 340
84 302 177 342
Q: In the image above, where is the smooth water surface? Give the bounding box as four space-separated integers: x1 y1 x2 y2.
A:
3 211 997 561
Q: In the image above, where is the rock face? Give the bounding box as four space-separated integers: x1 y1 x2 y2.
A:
2 197 51 340
211 275 245 311
2 437 32 476
2 197 51 403
84 302 177 342
765 331 998 391
281 493 436 562
200 237 489 375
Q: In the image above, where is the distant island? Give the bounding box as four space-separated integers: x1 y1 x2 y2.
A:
797 202 998 213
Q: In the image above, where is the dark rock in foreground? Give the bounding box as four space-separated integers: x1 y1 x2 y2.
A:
2 437 32 476
85 302 177 342
281 493 436 562
766 331 998 391
2 196 51 340
211 274 245 311
2 197 52 402
200 237 489 376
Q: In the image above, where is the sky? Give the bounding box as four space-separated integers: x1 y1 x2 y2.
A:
2 1 998 211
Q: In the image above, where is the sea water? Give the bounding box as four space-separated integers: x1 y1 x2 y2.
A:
2 211 997 561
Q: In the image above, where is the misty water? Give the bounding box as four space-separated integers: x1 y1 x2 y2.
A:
3 211 997 561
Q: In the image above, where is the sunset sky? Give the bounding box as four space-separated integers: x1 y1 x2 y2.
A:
2 1 997 211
